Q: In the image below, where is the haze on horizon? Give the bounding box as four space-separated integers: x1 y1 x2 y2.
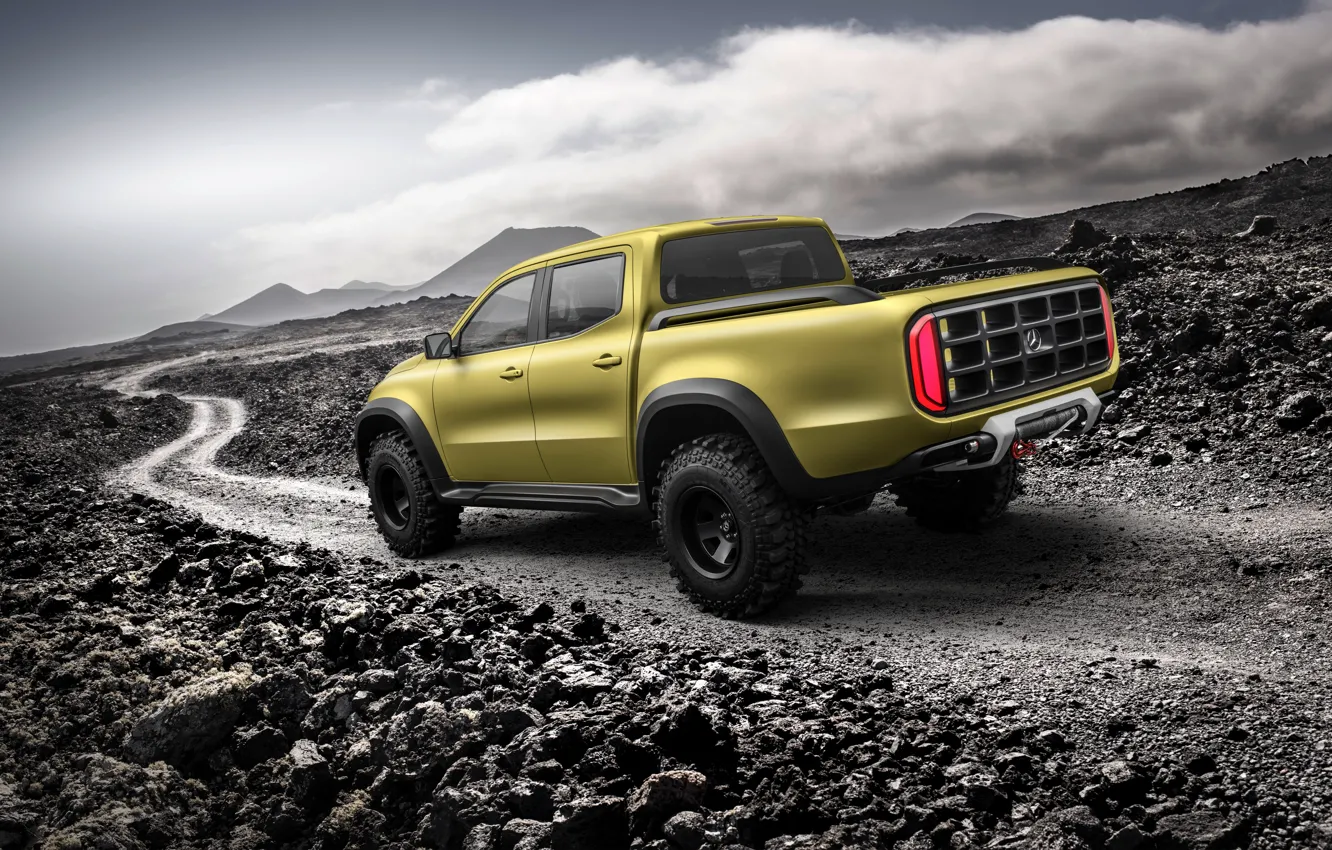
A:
2 0 1331 357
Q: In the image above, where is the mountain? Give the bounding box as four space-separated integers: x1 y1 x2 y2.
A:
381 226 600 303
205 283 380 326
892 227 922 236
834 233 873 241
840 154 1332 262
946 212 1023 228
339 280 405 292
0 321 255 376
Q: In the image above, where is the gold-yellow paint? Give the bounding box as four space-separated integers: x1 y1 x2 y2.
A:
944 348 952 363
939 317 949 335
367 214 1119 485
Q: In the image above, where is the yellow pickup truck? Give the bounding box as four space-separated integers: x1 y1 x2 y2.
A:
355 216 1118 617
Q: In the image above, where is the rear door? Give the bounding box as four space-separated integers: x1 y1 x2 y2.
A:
527 248 635 484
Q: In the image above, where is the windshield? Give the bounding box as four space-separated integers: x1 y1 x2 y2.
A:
660 226 847 304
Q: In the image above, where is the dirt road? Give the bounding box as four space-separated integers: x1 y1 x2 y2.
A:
104 356 1332 685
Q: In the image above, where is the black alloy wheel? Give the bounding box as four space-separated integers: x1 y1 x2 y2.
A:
375 465 412 530
676 485 742 579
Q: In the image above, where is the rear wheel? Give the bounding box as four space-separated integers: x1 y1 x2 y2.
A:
889 453 1020 531
367 432 461 557
654 434 807 618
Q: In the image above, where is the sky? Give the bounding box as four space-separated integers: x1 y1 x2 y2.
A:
2 0 1331 356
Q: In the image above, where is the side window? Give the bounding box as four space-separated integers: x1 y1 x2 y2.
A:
546 254 624 339
457 273 535 356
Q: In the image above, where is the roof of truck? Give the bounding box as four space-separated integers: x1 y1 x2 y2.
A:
507 214 829 273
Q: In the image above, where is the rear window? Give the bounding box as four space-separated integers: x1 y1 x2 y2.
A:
660 226 847 304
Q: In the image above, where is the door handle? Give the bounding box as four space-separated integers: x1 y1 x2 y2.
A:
499 367 524 379
592 354 622 368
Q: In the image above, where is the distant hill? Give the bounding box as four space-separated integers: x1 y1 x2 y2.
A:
840 155 1332 263
834 233 873 241
133 320 254 341
382 226 600 303
339 280 405 292
205 283 380 326
892 227 922 236
0 320 255 375
946 212 1023 228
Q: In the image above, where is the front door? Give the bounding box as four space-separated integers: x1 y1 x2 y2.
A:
527 250 635 484
433 271 550 482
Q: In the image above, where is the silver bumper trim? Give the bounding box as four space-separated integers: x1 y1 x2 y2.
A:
933 387 1104 471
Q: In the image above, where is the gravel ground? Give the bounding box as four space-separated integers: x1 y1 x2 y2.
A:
4 163 1332 849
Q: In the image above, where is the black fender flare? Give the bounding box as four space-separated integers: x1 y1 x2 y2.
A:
353 398 449 483
636 379 893 502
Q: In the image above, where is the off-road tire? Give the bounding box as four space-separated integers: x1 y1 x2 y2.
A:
889 453 1020 531
654 433 807 619
367 432 461 558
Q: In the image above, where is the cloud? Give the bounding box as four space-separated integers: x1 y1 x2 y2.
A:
233 9 1332 287
390 77 470 113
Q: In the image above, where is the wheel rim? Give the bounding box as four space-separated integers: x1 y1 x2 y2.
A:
675 485 741 580
375 466 412 530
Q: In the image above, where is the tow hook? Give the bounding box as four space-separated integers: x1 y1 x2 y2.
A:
1011 439 1038 460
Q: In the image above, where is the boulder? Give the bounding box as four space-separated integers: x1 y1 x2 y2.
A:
551 796 628 850
123 671 255 767
1234 215 1276 238
1154 811 1246 849
663 811 709 850
1061 219 1111 251
287 739 336 812
627 770 708 831
1275 392 1325 431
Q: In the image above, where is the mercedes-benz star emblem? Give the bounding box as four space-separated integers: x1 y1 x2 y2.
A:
1025 328 1043 352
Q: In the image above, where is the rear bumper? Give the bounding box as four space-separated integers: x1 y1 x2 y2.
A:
949 386 1105 470
876 387 1109 478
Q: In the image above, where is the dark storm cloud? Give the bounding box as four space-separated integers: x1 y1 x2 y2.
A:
236 10 1332 287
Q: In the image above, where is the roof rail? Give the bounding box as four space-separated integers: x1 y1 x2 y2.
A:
865 257 1073 292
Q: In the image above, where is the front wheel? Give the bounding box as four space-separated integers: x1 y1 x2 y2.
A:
366 432 462 557
654 434 807 619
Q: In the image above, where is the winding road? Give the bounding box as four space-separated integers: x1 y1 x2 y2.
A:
103 349 1332 678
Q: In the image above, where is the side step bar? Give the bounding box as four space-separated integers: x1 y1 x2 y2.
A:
432 481 642 514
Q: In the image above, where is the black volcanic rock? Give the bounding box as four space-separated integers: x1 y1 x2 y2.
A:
1235 214 1277 238
1061 219 1112 251
123 671 254 767
1276 391 1326 431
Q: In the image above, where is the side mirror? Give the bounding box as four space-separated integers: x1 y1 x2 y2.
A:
424 332 454 360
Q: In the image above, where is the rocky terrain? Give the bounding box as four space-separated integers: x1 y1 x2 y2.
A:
844 156 1332 264
4 383 1331 850
3 159 1332 849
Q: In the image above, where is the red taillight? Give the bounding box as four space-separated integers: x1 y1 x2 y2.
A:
1100 285 1116 359
909 314 946 412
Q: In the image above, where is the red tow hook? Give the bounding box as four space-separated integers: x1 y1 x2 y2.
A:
1011 439 1038 460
